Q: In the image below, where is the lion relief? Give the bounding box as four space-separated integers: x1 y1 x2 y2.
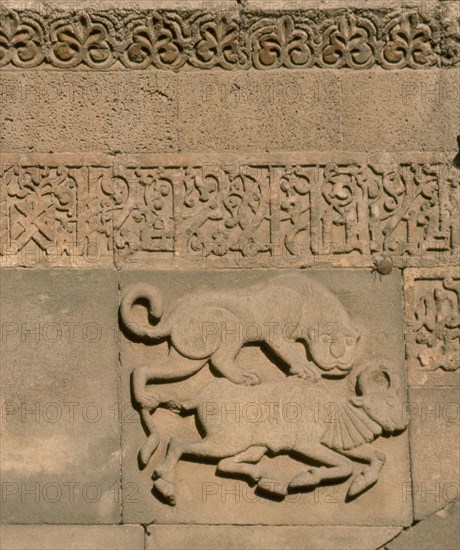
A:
120 274 361 411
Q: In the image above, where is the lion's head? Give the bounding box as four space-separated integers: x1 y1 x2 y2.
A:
307 322 360 376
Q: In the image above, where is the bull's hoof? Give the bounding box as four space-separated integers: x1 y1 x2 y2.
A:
347 471 376 498
289 469 321 489
257 477 288 497
154 478 176 506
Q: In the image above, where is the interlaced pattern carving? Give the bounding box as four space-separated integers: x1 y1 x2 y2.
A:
1 159 458 268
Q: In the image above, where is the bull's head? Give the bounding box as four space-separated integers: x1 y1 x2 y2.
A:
307 323 360 377
351 365 408 433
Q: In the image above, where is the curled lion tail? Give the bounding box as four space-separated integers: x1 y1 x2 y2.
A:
120 283 169 340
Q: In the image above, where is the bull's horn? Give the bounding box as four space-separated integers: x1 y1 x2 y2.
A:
357 365 391 394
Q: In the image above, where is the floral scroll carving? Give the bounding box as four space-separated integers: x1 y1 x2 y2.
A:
0 7 453 70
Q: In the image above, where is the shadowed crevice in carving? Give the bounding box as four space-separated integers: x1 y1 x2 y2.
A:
453 136 460 169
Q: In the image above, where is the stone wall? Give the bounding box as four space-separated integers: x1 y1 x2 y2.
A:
0 1 459 549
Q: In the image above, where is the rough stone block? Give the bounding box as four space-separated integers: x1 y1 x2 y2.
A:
0 525 144 550
177 72 343 152
119 269 411 526
408 387 460 520
387 500 460 550
0 72 177 154
0 269 121 523
145 524 403 550
341 70 460 152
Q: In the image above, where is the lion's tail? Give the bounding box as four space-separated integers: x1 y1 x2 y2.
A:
120 283 170 340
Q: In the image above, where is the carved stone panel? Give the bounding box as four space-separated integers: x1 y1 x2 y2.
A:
404 268 460 387
1 154 458 269
0 6 453 71
119 269 410 526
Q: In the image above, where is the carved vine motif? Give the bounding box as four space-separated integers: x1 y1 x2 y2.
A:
380 12 439 69
1 160 458 266
249 15 314 69
408 277 460 372
189 13 242 70
119 276 407 504
48 12 117 68
121 13 187 70
317 14 379 70
441 7 460 67
0 8 453 69
0 10 45 68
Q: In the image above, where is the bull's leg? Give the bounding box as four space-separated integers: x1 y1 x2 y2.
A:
217 446 268 482
267 339 318 382
138 389 185 467
153 437 244 505
343 444 386 497
219 446 287 497
287 443 353 490
211 341 261 386
138 409 161 467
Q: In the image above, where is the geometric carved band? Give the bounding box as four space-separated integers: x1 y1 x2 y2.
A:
1 153 459 267
0 7 459 70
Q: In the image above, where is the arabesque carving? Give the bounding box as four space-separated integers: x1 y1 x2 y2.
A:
405 272 460 373
0 7 452 70
2 157 457 267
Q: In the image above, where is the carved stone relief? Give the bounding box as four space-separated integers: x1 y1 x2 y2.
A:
0 7 457 70
1 155 458 268
119 270 411 525
404 268 460 386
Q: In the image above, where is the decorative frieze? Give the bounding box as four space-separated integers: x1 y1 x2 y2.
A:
1 154 459 268
0 7 457 70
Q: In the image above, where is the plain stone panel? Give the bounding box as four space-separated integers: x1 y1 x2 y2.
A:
0 525 144 550
341 70 460 152
145 524 403 550
178 71 343 152
120 269 411 526
0 72 177 153
408 387 460 520
0 269 121 523
387 500 460 550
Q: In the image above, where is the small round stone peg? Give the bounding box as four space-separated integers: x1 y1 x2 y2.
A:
372 255 393 276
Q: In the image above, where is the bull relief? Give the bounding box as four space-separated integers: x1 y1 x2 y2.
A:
120 274 408 506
